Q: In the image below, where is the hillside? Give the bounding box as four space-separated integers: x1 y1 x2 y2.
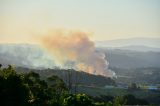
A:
97 48 160 69
0 44 160 85
105 45 160 52
96 37 160 48
1 44 160 69
16 67 115 87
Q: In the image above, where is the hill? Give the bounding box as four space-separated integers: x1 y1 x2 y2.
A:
97 48 160 69
96 37 160 48
1 44 160 69
16 67 115 87
105 45 160 52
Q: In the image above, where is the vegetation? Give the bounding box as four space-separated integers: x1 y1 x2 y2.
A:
16 67 116 87
0 65 29 106
0 65 157 106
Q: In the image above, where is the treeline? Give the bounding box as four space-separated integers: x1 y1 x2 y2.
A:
16 67 116 87
0 65 149 106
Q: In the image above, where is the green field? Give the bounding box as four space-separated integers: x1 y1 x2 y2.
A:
77 85 160 99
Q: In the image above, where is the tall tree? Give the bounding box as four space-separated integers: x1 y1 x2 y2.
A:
0 65 30 106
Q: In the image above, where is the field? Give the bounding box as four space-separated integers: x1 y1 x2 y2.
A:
76 85 160 104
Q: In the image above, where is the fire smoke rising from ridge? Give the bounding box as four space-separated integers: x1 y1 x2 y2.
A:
39 30 115 77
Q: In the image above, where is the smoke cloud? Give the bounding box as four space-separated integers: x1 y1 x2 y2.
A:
39 30 115 77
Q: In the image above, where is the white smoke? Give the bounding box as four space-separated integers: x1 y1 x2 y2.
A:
39 30 115 77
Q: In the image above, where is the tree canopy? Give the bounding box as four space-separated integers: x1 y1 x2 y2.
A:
0 65 150 106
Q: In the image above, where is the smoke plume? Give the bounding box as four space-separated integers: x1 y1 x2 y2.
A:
39 30 115 77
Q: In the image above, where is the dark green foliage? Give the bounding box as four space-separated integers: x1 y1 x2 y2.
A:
0 65 30 106
128 83 139 90
47 75 68 106
92 94 150 106
112 96 126 106
124 94 149 105
16 67 116 87
0 65 152 106
22 71 49 105
0 65 69 106
93 95 114 103
63 94 93 106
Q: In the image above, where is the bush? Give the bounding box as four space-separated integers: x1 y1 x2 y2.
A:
0 65 30 106
63 94 93 106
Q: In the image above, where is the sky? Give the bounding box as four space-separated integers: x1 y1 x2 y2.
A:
0 0 160 43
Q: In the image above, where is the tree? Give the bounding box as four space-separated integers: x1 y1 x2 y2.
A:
66 69 73 93
22 71 49 106
0 64 2 68
0 65 30 106
112 96 126 106
128 83 139 90
0 65 71 106
47 75 68 106
63 94 93 106
123 94 148 105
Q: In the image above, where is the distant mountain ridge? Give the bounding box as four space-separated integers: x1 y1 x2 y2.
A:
97 48 160 69
96 37 160 48
105 45 160 52
0 43 160 69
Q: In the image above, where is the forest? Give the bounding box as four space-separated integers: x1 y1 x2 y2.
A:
0 65 153 106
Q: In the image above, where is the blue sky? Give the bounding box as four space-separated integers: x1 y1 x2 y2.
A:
0 0 160 43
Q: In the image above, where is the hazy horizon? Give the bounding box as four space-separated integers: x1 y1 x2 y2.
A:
0 0 160 44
